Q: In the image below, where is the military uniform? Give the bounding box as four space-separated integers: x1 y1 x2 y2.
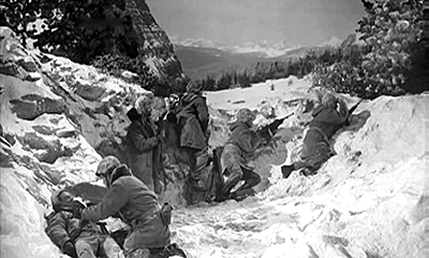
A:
219 109 262 200
81 163 170 256
282 94 349 177
176 83 210 204
125 105 163 193
45 190 123 258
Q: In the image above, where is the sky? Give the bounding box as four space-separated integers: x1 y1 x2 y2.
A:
146 0 366 47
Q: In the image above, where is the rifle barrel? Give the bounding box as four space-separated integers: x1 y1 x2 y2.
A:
259 112 294 132
348 100 363 114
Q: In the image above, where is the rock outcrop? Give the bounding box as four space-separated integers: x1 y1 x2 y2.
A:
0 26 159 257
125 0 182 76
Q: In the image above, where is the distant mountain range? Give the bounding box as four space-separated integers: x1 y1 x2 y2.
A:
173 35 360 80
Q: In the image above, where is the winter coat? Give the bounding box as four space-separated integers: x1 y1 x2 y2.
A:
176 93 209 150
45 209 104 252
221 121 262 174
299 101 348 169
308 100 348 139
81 166 170 250
125 109 162 191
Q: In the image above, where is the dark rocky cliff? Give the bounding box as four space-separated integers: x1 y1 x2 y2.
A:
125 0 183 81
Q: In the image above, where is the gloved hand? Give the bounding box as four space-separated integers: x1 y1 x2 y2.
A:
147 137 159 147
156 133 164 143
63 241 77 258
71 201 84 219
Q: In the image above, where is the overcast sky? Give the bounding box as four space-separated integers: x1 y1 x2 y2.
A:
146 0 366 47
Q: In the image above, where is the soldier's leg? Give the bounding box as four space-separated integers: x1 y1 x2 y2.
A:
195 147 211 172
281 164 295 178
239 168 261 190
295 144 331 176
75 234 98 258
124 248 150 258
123 232 151 258
230 168 260 200
143 172 155 191
130 163 154 191
281 160 313 178
152 145 165 194
221 163 243 196
103 236 125 258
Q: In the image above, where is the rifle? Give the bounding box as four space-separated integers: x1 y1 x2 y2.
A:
258 112 295 139
348 100 362 115
345 99 363 126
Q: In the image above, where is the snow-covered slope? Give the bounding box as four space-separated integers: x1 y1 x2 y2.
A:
0 27 150 257
1 27 428 258
178 87 428 258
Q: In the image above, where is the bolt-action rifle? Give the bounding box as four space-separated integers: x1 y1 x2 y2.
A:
258 112 295 140
345 100 363 126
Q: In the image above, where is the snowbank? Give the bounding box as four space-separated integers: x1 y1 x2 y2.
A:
172 93 428 258
1 26 427 258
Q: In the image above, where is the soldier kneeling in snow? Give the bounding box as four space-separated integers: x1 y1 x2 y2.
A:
281 93 349 178
79 156 187 258
217 108 263 202
45 189 124 258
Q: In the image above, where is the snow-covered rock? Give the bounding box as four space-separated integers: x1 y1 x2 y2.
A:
0 28 151 257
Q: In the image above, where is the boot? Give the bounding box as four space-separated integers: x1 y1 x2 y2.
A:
299 166 316 176
230 188 256 202
281 165 294 178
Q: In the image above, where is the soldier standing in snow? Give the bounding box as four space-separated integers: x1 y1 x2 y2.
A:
125 95 163 193
217 108 262 201
281 93 349 178
45 189 124 258
175 81 210 202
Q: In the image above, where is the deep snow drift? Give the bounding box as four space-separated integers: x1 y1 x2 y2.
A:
1 27 428 258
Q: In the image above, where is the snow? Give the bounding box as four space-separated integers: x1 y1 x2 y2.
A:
206 77 311 111
1 169 60 258
1 27 428 258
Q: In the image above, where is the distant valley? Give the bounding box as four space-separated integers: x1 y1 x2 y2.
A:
174 45 270 80
173 34 357 80
174 45 317 80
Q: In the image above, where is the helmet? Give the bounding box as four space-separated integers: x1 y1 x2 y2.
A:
51 189 86 212
321 93 337 109
51 190 77 212
186 81 203 93
236 108 256 124
96 156 121 178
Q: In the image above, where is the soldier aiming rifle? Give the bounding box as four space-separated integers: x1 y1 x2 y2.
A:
258 112 295 141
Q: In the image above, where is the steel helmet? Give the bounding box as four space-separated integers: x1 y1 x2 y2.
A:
51 190 78 212
321 93 337 109
236 108 256 124
96 156 121 178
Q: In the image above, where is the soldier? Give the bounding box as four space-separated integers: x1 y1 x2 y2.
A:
125 95 163 193
218 108 262 201
45 190 124 258
175 81 210 203
80 156 173 258
281 93 349 178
